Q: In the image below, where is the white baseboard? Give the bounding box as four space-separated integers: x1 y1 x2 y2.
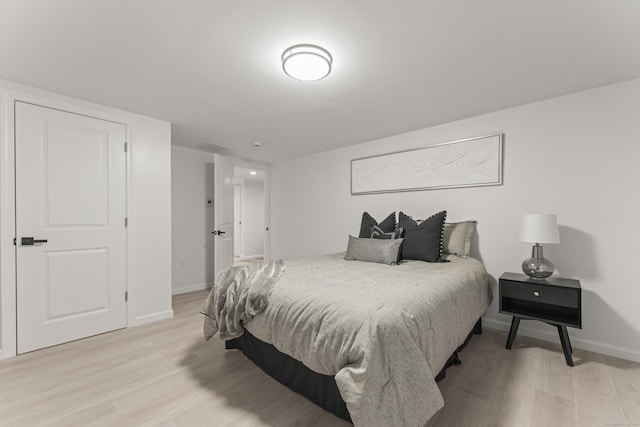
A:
132 309 174 326
482 317 640 363
172 282 213 295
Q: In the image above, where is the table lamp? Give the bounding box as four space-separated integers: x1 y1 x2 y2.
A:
519 214 560 279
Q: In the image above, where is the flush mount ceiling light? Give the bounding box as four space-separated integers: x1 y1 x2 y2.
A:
281 44 332 81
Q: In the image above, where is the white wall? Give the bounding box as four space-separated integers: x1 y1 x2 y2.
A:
241 179 265 258
270 78 640 362
128 114 173 325
171 145 216 294
0 79 173 358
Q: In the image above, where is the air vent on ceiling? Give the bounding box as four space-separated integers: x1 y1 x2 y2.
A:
197 141 230 153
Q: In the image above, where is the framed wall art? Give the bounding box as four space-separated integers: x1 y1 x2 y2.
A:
351 133 503 195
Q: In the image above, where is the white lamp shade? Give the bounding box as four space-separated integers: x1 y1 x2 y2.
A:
518 214 560 244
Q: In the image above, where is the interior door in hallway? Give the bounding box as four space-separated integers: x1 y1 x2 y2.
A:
15 101 128 354
213 153 234 278
233 183 242 257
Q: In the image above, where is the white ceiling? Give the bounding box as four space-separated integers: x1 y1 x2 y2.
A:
1 1 639 163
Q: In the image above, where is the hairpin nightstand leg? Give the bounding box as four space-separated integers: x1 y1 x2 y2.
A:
506 316 520 349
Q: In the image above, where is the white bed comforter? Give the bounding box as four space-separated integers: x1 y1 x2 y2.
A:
243 253 492 427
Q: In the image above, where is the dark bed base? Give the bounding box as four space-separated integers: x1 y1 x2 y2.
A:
225 318 482 423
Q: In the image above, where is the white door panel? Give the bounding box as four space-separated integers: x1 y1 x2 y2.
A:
15 102 127 354
233 184 242 257
213 154 234 279
45 125 108 226
45 249 110 320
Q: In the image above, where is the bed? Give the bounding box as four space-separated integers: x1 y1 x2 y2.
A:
203 250 492 426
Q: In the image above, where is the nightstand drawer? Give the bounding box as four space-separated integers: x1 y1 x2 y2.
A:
500 280 579 308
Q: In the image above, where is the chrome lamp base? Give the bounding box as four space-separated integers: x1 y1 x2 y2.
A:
522 243 554 279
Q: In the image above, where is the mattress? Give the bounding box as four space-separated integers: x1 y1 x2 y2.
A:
239 253 492 426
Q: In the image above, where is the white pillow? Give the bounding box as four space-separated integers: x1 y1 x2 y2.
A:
443 221 476 258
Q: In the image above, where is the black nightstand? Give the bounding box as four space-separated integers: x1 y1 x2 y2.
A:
499 272 582 366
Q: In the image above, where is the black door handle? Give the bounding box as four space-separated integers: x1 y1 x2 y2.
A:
21 237 48 246
212 230 226 235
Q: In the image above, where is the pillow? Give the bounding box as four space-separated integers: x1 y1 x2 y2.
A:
370 225 403 240
398 211 447 262
359 212 396 238
443 221 476 258
344 235 403 265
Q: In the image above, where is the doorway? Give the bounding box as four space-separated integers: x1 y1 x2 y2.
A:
232 166 265 266
171 152 269 295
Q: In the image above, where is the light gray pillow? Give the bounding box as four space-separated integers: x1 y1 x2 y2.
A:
344 235 403 265
443 221 476 258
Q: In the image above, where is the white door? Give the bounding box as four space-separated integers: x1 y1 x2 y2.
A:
213 154 234 279
15 102 127 354
233 184 242 257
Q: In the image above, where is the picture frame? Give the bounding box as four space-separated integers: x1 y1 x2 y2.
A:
351 133 503 195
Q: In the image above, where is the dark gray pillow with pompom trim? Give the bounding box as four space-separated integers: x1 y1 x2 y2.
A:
398 211 447 262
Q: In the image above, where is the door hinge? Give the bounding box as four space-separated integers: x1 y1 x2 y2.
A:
124 142 128 153
125 291 128 302
13 237 16 246
124 217 128 227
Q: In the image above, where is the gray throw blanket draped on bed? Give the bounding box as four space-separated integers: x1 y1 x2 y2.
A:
202 260 286 341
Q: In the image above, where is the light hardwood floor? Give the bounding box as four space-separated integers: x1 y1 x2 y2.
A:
1 290 638 427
